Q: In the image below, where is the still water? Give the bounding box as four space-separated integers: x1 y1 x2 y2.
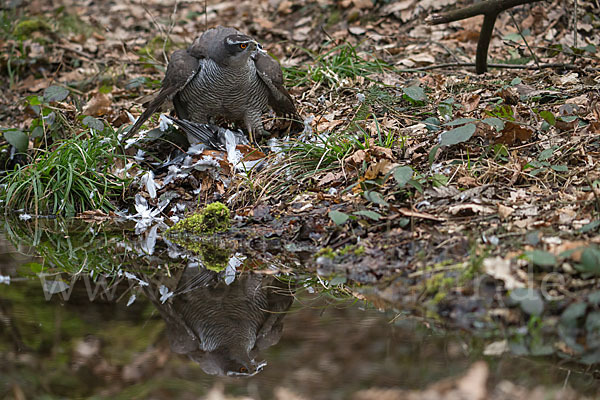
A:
0 221 598 399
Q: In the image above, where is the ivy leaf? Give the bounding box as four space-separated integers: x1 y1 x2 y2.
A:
393 166 413 187
43 85 69 103
580 220 600 233
423 117 441 132
524 250 556 268
550 165 568 172
125 77 147 90
353 210 382 221
444 117 477 126
4 130 28 152
579 247 600 275
363 190 388 207
538 147 556 161
482 117 505 132
440 123 476 146
402 86 426 102
539 110 555 126
329 210 349 225
560 302 587 326
509 288 544 316
82 116 105 132
329 276 347 285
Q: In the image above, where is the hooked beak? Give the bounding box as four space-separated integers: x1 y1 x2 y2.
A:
255 41 267 55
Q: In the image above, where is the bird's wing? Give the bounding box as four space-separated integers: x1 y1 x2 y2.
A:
124 49 202 140
254 51 299 119
169 117 223 150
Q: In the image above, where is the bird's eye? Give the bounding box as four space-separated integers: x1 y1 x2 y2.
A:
239 366 248 373
240 43 247 49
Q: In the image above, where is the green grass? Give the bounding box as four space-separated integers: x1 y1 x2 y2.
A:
284 42 391 88
1 127 131 216
3 218 128 275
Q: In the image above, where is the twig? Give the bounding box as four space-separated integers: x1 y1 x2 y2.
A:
507 9 541 70
55 44 105 65
395 62 590 73
573 0 578 50
164 1 180 64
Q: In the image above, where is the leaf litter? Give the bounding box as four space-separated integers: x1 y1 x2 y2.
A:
1 0 600 395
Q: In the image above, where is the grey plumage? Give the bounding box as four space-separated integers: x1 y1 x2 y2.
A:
143 268 294 377
168 117 248 150
124 26 300 141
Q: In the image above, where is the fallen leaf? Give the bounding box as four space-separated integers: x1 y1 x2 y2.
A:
483 257 524 289
349 26 366 35
448 204 495 215
364 159 393 179
483 340 508 356
82 92 112 117
496 121 533 144
398 208 444 221
498 204 514 219
456 361 488 400
462 93 480 112
346 149 368 165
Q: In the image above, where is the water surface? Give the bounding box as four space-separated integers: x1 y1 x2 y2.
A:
0 222 598 399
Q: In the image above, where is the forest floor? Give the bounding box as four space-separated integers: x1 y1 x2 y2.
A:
1 0 600 398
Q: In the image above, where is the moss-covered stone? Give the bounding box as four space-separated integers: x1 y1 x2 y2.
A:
167 202 231 235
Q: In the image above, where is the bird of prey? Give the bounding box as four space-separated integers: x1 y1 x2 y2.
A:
124 26 300 142
142 267 294 377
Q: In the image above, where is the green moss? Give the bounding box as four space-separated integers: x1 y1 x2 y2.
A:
167 202 231 235
13 18 51 37
432 291 447 304
167 237 232 272
316 246 336 259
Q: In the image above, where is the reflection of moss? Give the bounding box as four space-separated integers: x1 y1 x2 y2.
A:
316 244 365 260
169 237 232 272
200 241 231 272
167 202 231 235
316 247 335 259
423 271 456 305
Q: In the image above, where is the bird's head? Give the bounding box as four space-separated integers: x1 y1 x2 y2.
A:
223 34 258 65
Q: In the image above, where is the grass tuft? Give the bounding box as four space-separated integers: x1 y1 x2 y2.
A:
284 42 390 88
0 127 131 216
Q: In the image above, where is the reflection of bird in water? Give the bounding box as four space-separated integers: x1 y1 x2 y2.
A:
144 267 294 376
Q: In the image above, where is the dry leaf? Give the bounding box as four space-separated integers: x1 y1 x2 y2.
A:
462 93 480 112
483 257 524 289
82 92 112 117
448 204 495 215
498 204 514 219
364 159 393 179
496 121 533 145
